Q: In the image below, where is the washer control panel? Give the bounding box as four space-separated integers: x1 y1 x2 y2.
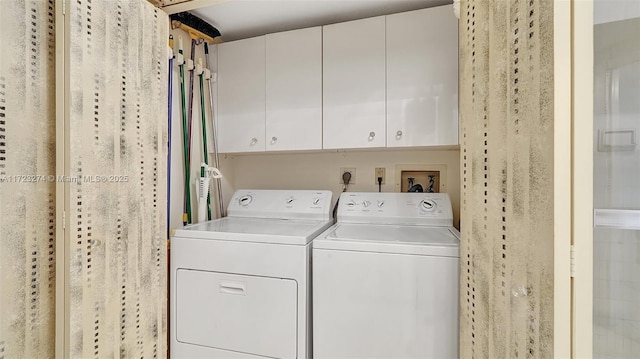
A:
228 190 333 220
338 192 453 226
419 199 436 212
238 195 253 207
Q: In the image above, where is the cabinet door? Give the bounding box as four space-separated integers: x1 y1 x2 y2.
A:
323 17 386 149
217 36 265 153
266 27 322 151
386 6 459 147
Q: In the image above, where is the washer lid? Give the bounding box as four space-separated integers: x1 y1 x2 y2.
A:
174 217 335 245
314 223 460 257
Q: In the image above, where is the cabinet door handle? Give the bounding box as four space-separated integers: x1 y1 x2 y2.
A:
270 136 277 145
250 137 258 146
368 131 376 141
396 130 403 140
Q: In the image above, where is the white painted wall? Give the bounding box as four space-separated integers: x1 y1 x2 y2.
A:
221 149 461 229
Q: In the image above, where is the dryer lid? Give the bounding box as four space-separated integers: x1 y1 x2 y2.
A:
314 223 460 257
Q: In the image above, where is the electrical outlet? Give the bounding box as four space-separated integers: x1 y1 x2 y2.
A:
340 167 356 184
375 167 386 185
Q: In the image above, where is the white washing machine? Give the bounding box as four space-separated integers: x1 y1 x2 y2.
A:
313 192 460 359
170 189 334 359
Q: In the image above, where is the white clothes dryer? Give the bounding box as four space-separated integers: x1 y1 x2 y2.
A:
171 189 334 359
313 192 460 359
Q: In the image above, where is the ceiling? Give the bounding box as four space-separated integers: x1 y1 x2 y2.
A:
190 0 452 42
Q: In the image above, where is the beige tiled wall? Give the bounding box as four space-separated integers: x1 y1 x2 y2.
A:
459 0 554 356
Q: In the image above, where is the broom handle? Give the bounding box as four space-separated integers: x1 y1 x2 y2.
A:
185 39 197 223
178 46 191 225
204 42 225 218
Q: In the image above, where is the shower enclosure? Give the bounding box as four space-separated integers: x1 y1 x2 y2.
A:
592 1 640 357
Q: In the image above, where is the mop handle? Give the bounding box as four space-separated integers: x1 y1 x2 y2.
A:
197 59 212 221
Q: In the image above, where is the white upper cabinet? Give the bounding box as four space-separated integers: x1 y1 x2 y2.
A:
322 16 386 149
216 6 459 153
217 36 266 153
266 27 322 151
386 5 459 147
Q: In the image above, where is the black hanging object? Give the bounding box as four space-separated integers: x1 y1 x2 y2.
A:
170 12 221 40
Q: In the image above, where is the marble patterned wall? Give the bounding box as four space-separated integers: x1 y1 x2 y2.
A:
0 1 56 358
67 0 168 357
459 0 554 357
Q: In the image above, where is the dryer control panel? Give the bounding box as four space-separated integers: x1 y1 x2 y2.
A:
227 189 333 220
338 192 453 226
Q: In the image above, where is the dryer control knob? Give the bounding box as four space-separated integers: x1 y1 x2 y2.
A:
239 195 253 207
346 200 357 207
286 197 295 205
313 198 321 205
377 200 385 208
362 200 371 208
420 200 436 212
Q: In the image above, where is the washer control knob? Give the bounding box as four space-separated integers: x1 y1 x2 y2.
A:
286 197 295 205
362 200 371 208
313 198 320 205
420 200 436 211
377 200 385 208
239 195 253 206
346 200 357 207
